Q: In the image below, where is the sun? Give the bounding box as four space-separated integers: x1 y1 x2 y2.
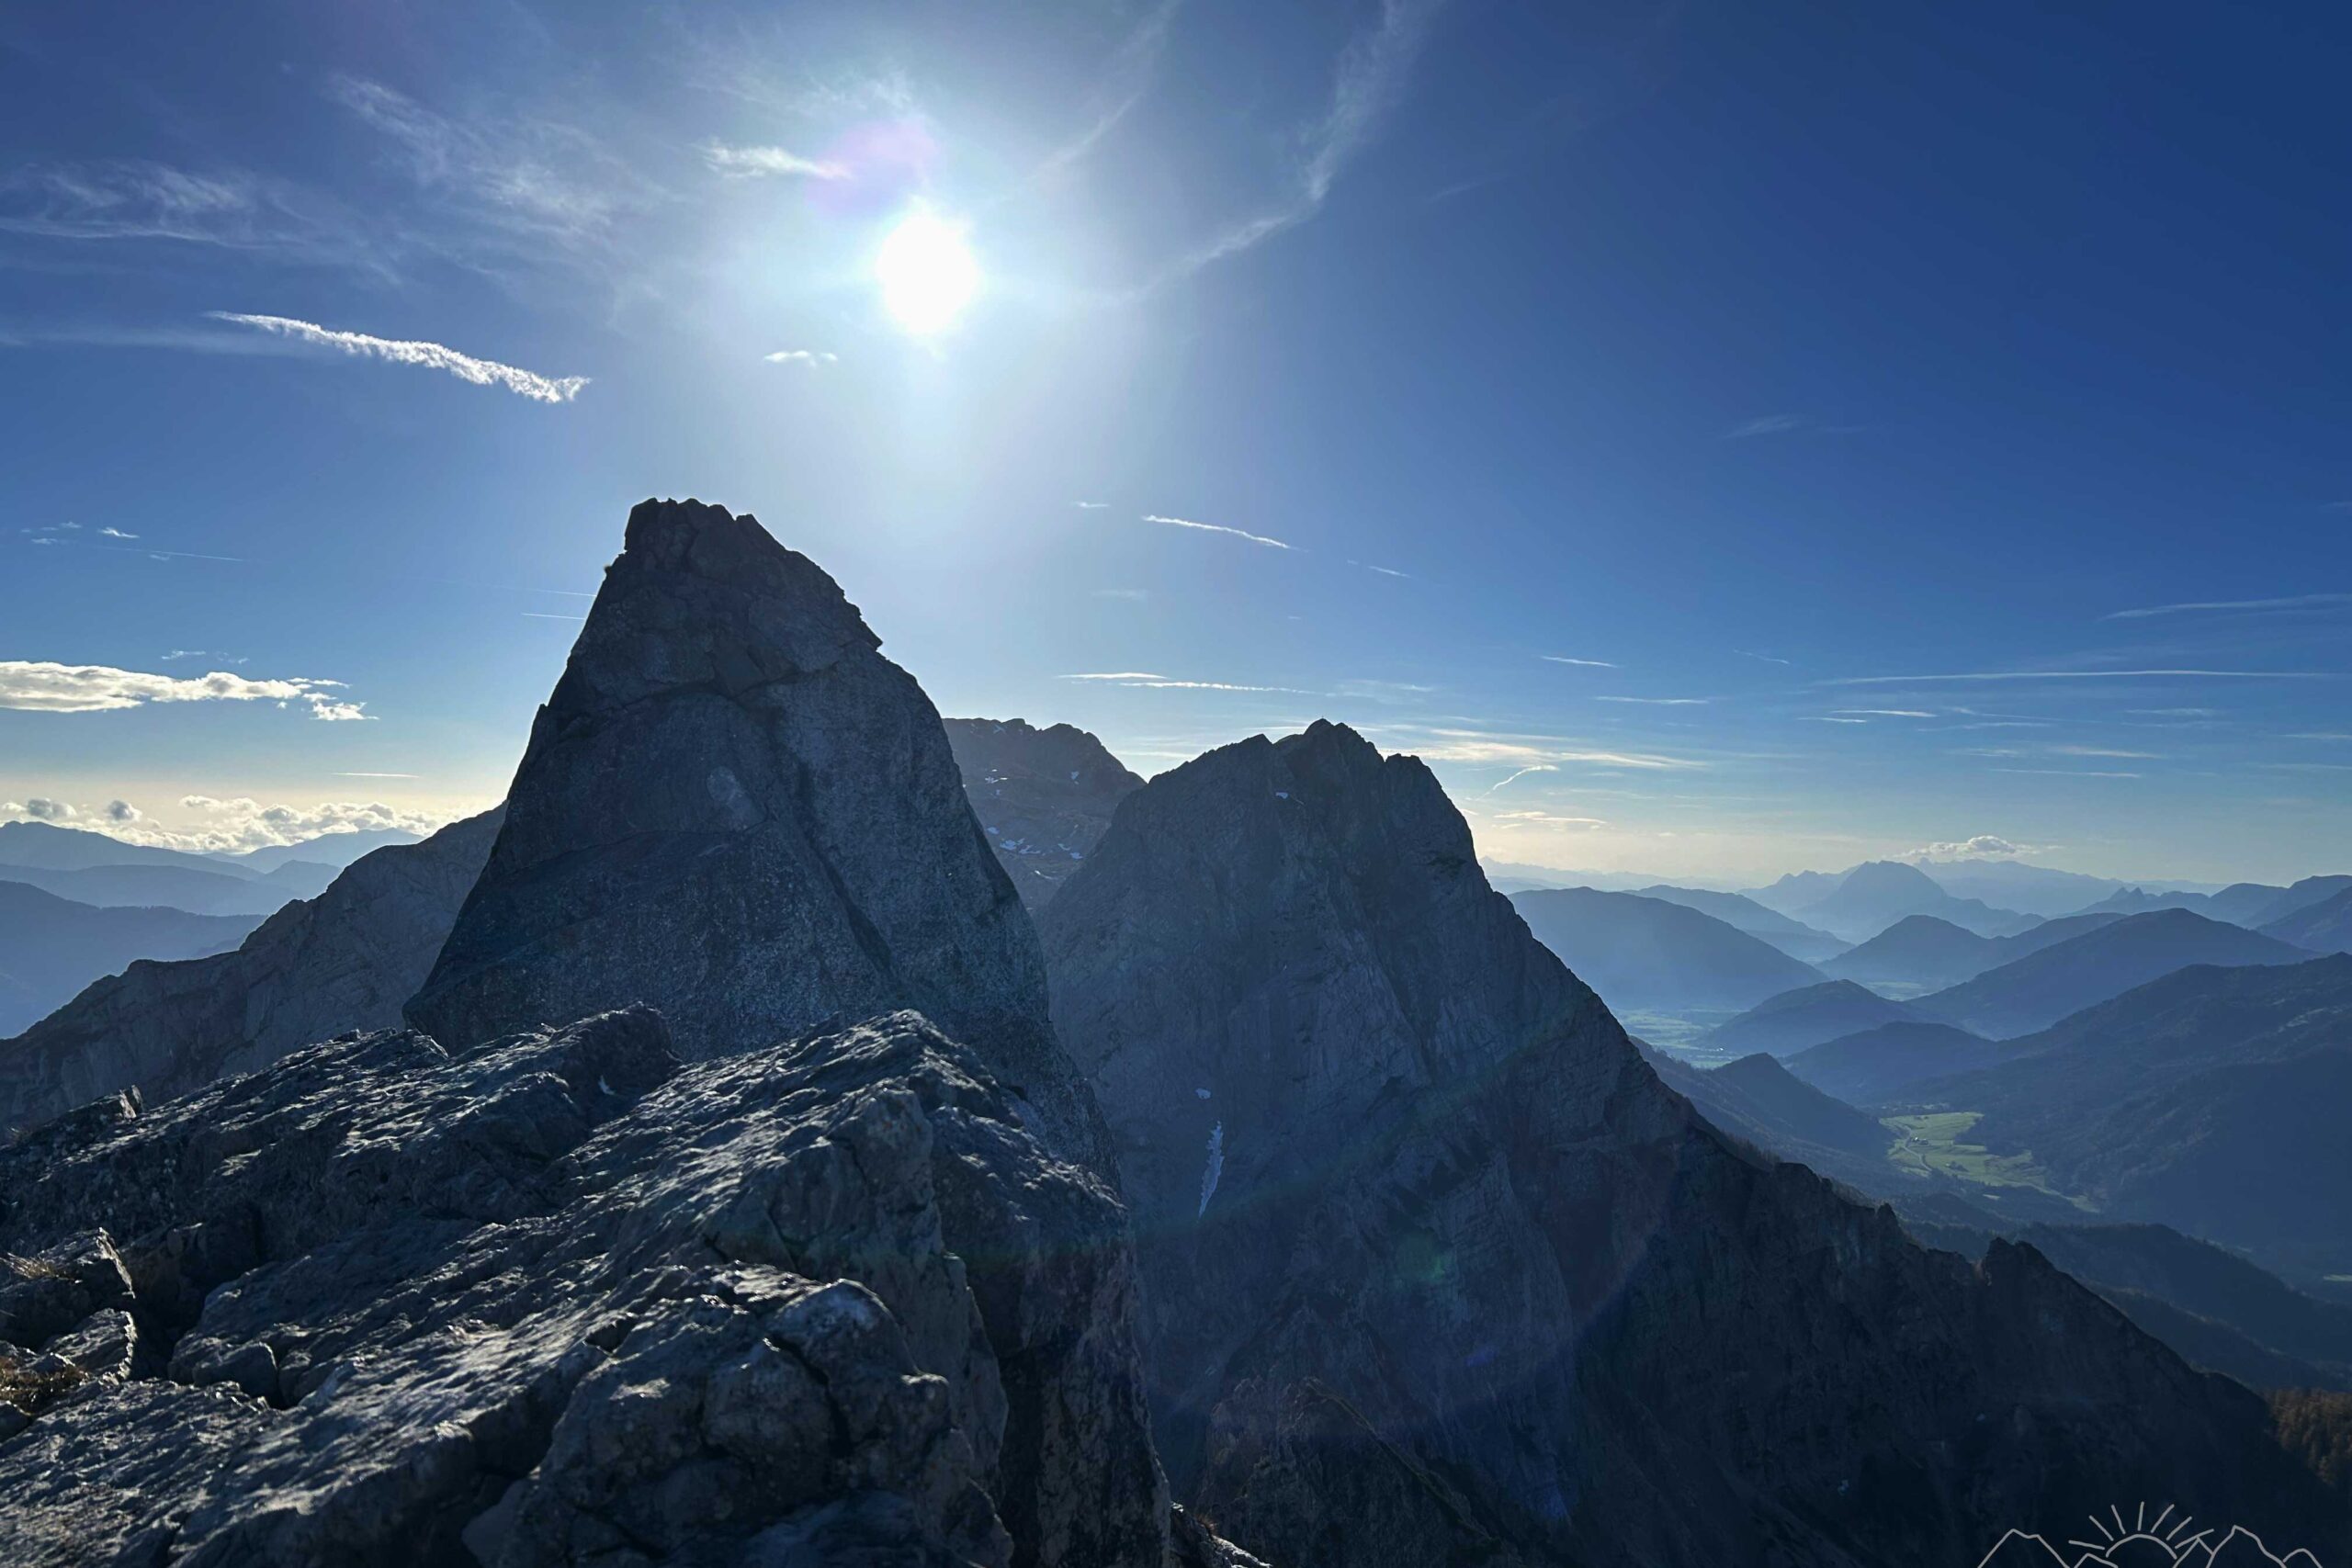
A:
876 206 978 335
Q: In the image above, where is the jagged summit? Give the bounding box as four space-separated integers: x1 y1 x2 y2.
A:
407 498 1103 1162
1041 717 2336 1568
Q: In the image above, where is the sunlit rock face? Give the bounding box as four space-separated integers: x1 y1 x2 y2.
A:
0 807 503 1136
944 716 1143 908
0 1010 1175 1566
407 498 1105 1168
1039 720 2339 1568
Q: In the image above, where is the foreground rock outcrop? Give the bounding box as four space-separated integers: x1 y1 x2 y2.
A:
944 718 1143 908
0 1008 1175 1565
1040 721 2343 1567
408 500 1102 1166
0 809 502 1135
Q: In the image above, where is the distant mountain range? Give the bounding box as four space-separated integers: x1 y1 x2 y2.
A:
0 883 260 1035
1510 887 1825 1012
1915 954 2352 1280
0 857 336 916
2265 886 2352 953
1908 908 2312 1039
1623 885 1850 963
1760 860 2043 942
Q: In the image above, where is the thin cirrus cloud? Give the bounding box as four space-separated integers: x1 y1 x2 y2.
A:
208 313 587 402
1597 695 1709 705
2101 592 2352 621
0 660 368 720
702 142 850 181
1836 709 1935 718
1825 669 2337 685
1735 649 1792 665
1058 671 1312 694
1141 513 1293 549
1541 655 1617 669
1163 0 1446 279
1350 559 1411 579
763 349 837 366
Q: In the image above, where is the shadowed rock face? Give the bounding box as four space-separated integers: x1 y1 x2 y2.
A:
408 499 1103 1167
0 1010 1178 1566
1040 720 2341 1568
0 808 503 1135
944 717 1144 908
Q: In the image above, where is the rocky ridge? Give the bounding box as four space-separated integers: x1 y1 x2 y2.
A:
0 807 502 1135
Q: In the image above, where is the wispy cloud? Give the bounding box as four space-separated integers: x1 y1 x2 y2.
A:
0 660 368 720
702 142 850 181
1836 708 1935 718
335 772 418 779
1405 728 1705 770
1075 501 1111 510
2283 731 2352 741
209 313 587 402
97 525 138 539
1351 559 1410 579
1597 695 1708 705
763 348 837 366
1030 0 1183 181
2050 745 2161 759
1541 655 1617 669
162 649 243 663
1991 767 2142 779
1168 0 1446 276
1802 716 1868 724
1058 671 1309 693
1826 669 2336 685
1488 808 1607 829
1485 763 1556 794
2101 592 2352 621
1735 649 1792 665
1091 587 1149 601
1142 513 1293 549
1724 414 1864 439
0 160 360 263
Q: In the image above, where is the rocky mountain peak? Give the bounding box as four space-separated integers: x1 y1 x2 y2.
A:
944 716 1143 907
1041 718 2338 1568
407 499 1104 1163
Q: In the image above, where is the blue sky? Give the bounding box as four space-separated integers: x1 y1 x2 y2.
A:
3 0 2347 882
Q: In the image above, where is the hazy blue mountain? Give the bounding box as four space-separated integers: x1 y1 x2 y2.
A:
2264 886 2352 954
1743 866 1850 916
1920 955 2352 1279
2205 881 2299 925
0 861 310 919
1910 857 2132 919
1910 908 2312 1039
0 883 260 1035
1822 915 1997 991
1786 1021 2012 1106
1702 979 1917 1056
2245 874 2352 930
214 827 426 874
1640 1043 1894 1179
1631 885 1850 963
1510 887 1826 1012
2078 886 2215 919
1791 860 2038 942
0 819 260 878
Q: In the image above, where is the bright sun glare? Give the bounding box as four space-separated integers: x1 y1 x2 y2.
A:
876 207 978 334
